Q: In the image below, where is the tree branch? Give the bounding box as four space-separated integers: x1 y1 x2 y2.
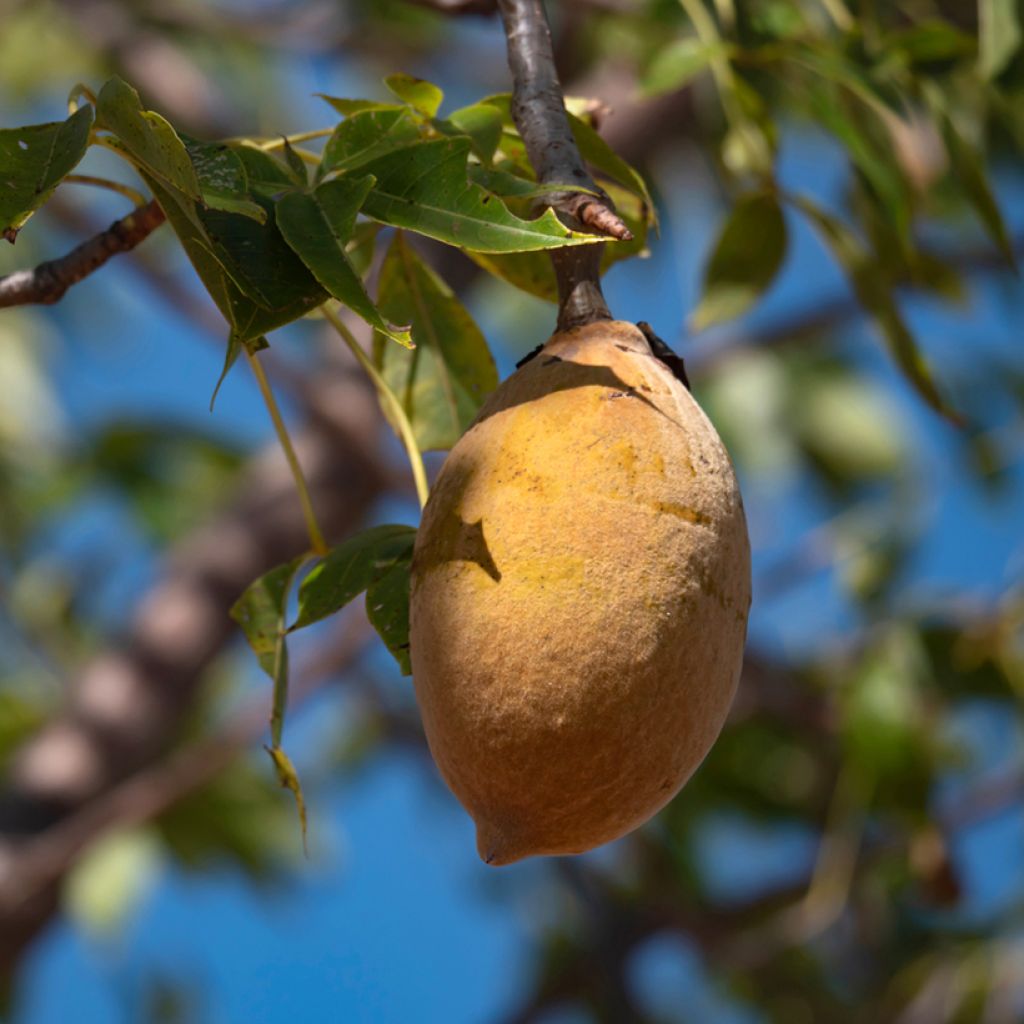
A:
404 0 498 13
0 200 165 308
497 0 629 330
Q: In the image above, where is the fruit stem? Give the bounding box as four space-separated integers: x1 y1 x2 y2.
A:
497 0 618 330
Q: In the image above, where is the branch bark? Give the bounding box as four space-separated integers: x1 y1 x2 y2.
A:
497 0 629 330
0 201 166 308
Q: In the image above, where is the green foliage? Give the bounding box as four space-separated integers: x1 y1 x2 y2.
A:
293 524 416 634
691 190 787 330
373 232 497 451
0 106 92 238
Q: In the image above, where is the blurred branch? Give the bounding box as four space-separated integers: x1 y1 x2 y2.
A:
690 235 1024 375
404 0 498 13
0 201 165 308
0 612 371 936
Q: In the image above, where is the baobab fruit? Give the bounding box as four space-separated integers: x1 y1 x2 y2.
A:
409 320 750 865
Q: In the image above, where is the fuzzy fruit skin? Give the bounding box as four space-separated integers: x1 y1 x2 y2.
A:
410 321 751 865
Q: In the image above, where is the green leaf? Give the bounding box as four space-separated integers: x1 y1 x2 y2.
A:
691 192 787 330
280 139 309 185
438 103 504 162
316 95 404 117
567 111 656 225
794 196 959 422
0 105 93 239
468 166 598 199
359 137 604 253
640 37 722 97
293 524 416 630
96 77 201 199
146 174 323 344
384 72 444 117
232 144 302 195
805 83 910 240
979 0 1021 78
374 233 497 451
884 21 975 65
185 138 266 223
346 220 383 277
466 180 648 302
210 334 267 411
276 177 413 347
940 115 1017 270
230 556 307 697
65 828 162 938
319 107 422 178
365 556 413 675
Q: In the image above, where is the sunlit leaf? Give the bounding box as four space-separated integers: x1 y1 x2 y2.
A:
293 524 417 630
276 177 413 346
691 192 787 330
0 105 92 238
979 0 1021 78
374 233 497 450
96 77 201 199
483 92 656 225
438 102 504 162
65 828 162 938
384 72 444 117
316 95 404 117
358 137 605 252
319 107 422 178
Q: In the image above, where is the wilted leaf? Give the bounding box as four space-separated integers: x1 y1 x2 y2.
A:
319 107 422 178
293 524 417 630
640 37 722 97
264 745 308 855
374 233 497 450
0 105 92 238
691 192 787 330
385 72 444 117
96 77 201 199
276 177 413 346
359 137 604 252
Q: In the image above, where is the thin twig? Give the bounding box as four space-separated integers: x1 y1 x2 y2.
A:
246 349 330 556
497 0 628 329
0 200 165 308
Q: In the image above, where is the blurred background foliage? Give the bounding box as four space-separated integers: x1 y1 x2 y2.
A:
0 0 1023 1021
